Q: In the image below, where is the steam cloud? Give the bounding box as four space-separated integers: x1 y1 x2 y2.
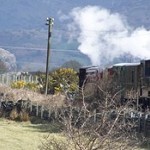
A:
66 6 150 66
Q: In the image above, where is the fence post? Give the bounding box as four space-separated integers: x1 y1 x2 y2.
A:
144 115 148 137
23 76 25 82
2 75 4 84
35 76 38 83
30 101 32 113
41 105 44 119
48 109 51 118
36 102 39 117
15 74 17 82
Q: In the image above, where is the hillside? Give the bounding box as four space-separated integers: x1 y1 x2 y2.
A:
0 0 150 71
1 0 150 29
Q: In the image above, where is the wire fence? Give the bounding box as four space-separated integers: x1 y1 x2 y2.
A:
0 97 150 137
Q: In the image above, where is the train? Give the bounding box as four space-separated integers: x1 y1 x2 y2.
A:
79 59 150 110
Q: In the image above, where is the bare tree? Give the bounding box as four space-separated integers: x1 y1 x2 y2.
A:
40 76 145 150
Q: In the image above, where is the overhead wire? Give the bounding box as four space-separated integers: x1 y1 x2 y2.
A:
0 45 81 53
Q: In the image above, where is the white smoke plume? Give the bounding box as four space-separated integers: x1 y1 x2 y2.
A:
66 6 150 66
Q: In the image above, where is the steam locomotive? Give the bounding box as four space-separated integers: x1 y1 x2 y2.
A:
79 59 150 110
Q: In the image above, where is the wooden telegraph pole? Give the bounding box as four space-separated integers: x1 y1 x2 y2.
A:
45 17 54 95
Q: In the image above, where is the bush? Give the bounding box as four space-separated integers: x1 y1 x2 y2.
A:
25 82 39 91
9 108 29 122
19 110 29 122
9 108 19 120
11 80 26 89
39 135 69 150
11 80 39 91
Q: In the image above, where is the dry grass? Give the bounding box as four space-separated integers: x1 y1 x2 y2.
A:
0 84 67 107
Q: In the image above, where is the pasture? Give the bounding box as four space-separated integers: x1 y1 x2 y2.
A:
0 118 62 150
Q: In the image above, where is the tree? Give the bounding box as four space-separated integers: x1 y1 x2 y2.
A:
38 68 79 95
61 60 82 72
40 77 145 150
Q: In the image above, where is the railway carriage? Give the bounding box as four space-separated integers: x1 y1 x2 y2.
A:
79 60 150 110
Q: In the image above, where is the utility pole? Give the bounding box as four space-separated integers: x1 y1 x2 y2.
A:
45 17 54 95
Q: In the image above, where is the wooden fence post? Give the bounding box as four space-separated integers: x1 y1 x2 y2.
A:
144 115 148 137
35 76 38 83
48 109 51 118
2 74 4 84
30 101 32 113
36 102 39 117
41 105 44 119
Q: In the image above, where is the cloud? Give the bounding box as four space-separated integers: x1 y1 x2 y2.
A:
65 6 150 66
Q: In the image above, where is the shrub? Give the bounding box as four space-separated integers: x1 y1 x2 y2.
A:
19 110 29 122
9 108 29 122
11 80 39 91
39 135 69 150
11 80 26 89
9 108 19 120
25 82 39 91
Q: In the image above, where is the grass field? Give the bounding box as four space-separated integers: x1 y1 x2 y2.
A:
0 118 148 150
0 118 62 150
